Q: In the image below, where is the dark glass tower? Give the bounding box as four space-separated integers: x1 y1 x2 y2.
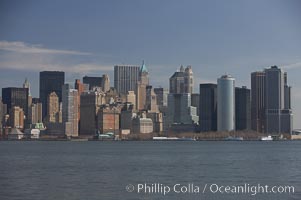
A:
2 87 29 117
39 71 65 119
235 86 251 130
199 84 217 132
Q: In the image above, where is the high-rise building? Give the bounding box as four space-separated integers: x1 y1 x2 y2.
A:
23 78 32 107
2 87 29 118
251 71 266 133
265 66 293 134
145 85 159 112
46 92 60 123
191 93 200 116
136 62 149 110
167 93 198 126
39 71 65 119
235 86 251 130
154 87 168 107
80 91 105 135
217 75 235 132
83 76 103 90
114 65 140 95
28 103 42 124
9 106 24 129
102 74 110 92
97 105 120 134
169 65 194 94
199 84 217 132
62 84 78 137
126 91 136 109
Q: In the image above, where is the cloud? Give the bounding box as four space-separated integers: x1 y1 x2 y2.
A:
0 40 114 73
282 61 301 70
0 40 91 55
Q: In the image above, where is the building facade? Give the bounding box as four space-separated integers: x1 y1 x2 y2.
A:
39 71 65 119
235 86 251 130
169 65 194 94
199 84 217 132
217 75 235 132
62 84 79 137
114 65 140 95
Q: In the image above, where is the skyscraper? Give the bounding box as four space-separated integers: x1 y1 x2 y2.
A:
169 65 194 94
136 62 149 110
114 65 140 95
199 84 217 132
102 74 110 92
46 92 60 123
62 84 78 137
2 87 29 118
217 75 235 132
265 66 293 134
39 71 65 119
251 71 266 133
235 86 251 130
167 93 198 125
83 76 103 90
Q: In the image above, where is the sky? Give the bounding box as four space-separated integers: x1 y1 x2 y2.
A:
0 0 301 128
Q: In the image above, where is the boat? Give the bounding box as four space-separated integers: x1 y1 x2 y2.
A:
224 136 244 141
153 137 196 141
260 135 273 141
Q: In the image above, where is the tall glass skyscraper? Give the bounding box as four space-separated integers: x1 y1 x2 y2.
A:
217 75 235 132
39 71 65 120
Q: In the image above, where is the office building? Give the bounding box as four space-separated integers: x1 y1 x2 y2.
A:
136 62 149 110
28 102 42 124
46 92 61 123
114 65 140 95
217 75 235 132
169 65 194 94
39 71 65 119
97 105 120 134
2 87 29 118
9 106 24 129
235 86 251 130
199 84 217 132
80 91 105 135
251 71 266 133
265 66 293 134
154 87 168 107
62 84 79 137
167 93 198 126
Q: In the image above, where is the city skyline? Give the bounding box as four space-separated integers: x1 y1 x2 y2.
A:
0 0 301 128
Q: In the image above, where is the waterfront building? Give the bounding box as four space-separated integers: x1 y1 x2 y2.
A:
132 113 153 134
251 71 266 132
169 65 194 94
167 93 198 126
97 105 120 134
9 106 24 129
114 65 140 95
80 90 105 135
39 71 65 119
62 84 78 137
120 103 135 132
217 75 235 132
235 86 251 130
2 87 29 118
265 66 293 134
199 84 217 132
